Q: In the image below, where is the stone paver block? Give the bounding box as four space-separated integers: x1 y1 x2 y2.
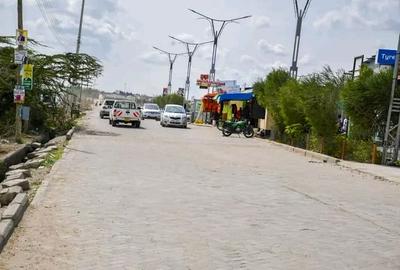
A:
11 193 28 207
27 152 39 159
27 152 47 160
1 111 400 268
0 186 23 206
9 159 44 170
9 164 24 171
3 203 25 225
4 172 28 182
0 219 14 251
31 142 41 149
2 179 30 191
5 169 31 178
44 136 64 147
37 146 57 154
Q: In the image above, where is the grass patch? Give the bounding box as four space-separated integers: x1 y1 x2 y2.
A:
43 146 65 168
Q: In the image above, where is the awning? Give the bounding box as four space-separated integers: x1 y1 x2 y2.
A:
216 92 254 102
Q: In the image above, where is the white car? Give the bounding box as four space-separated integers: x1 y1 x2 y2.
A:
161 104 188 128
142 103 161 120
109 100 142 128
99 99 115 118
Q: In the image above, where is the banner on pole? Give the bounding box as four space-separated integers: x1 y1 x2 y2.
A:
14 85 25 104
16 29 28 46
14 50 27 64
21 64 33 90
163 88 168 96
177 88 184 97
21 106 30 121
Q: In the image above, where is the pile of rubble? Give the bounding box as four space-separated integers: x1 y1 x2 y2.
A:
0 139 61 251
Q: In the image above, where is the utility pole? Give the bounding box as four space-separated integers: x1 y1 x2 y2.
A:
153 46 184 94
169 36 212 100
76 0 85 111
290 0 312 79
382 33 400 165
189 9 251 92
76 0 85 54
15 0 24 142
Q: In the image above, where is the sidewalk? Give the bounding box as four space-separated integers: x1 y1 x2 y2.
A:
339 160 400 185
265 139 400 185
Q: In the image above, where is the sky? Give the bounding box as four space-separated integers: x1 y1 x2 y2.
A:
1 0 399 97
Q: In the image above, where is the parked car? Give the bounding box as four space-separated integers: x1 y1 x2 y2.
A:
99 99 115 119
142 103 161 120
161 104 188 128
109 100 142 128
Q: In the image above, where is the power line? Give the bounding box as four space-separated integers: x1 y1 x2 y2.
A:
34 0 69 51
40 0 69 50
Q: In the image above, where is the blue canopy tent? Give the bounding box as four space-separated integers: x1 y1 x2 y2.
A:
215 92 254 103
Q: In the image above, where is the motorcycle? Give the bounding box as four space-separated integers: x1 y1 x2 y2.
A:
221 120 255 138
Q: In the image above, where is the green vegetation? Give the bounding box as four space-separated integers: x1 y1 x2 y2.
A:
254 65 394 163
153 94 184 108
43 146 64 168
0 37 103 138
341 66 394 140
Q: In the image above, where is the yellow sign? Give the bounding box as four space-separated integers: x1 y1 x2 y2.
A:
23 64 33 77
22 64 33 90
16 29 28 46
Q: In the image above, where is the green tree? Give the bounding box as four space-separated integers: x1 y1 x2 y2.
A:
341 66 394 140
253 68 291 137
0 38 103 135
278 80 308 145
153 94 184 109
301 67 344 153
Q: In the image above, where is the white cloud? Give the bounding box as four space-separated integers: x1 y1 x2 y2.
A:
240 55 257 66
298 54 312 65
252 16 271 29
257 39 286 56
172 33 196 43
314 0 400 30
219 67 241 81
263 60 289 70
140 51 167 65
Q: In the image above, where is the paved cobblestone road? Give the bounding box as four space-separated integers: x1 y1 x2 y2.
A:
1 110 400 269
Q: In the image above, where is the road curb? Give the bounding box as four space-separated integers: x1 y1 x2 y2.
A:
265 139 399 184
66 127 75 141
266 140 340 164
0 131 72 254
336 162 400 185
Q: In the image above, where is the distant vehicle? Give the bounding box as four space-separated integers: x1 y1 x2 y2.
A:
109 101 142 128
99 99 116 119
161 104 187 128
142 103 161 120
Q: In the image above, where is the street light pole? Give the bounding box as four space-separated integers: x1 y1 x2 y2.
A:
169 36 212 100
290 0 312 79
153 46 184 94
189 9 251 92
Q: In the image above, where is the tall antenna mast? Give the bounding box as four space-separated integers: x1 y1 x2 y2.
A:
153 46 185 94
169 36 212 100
189 9 251 92
290 0 312 79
